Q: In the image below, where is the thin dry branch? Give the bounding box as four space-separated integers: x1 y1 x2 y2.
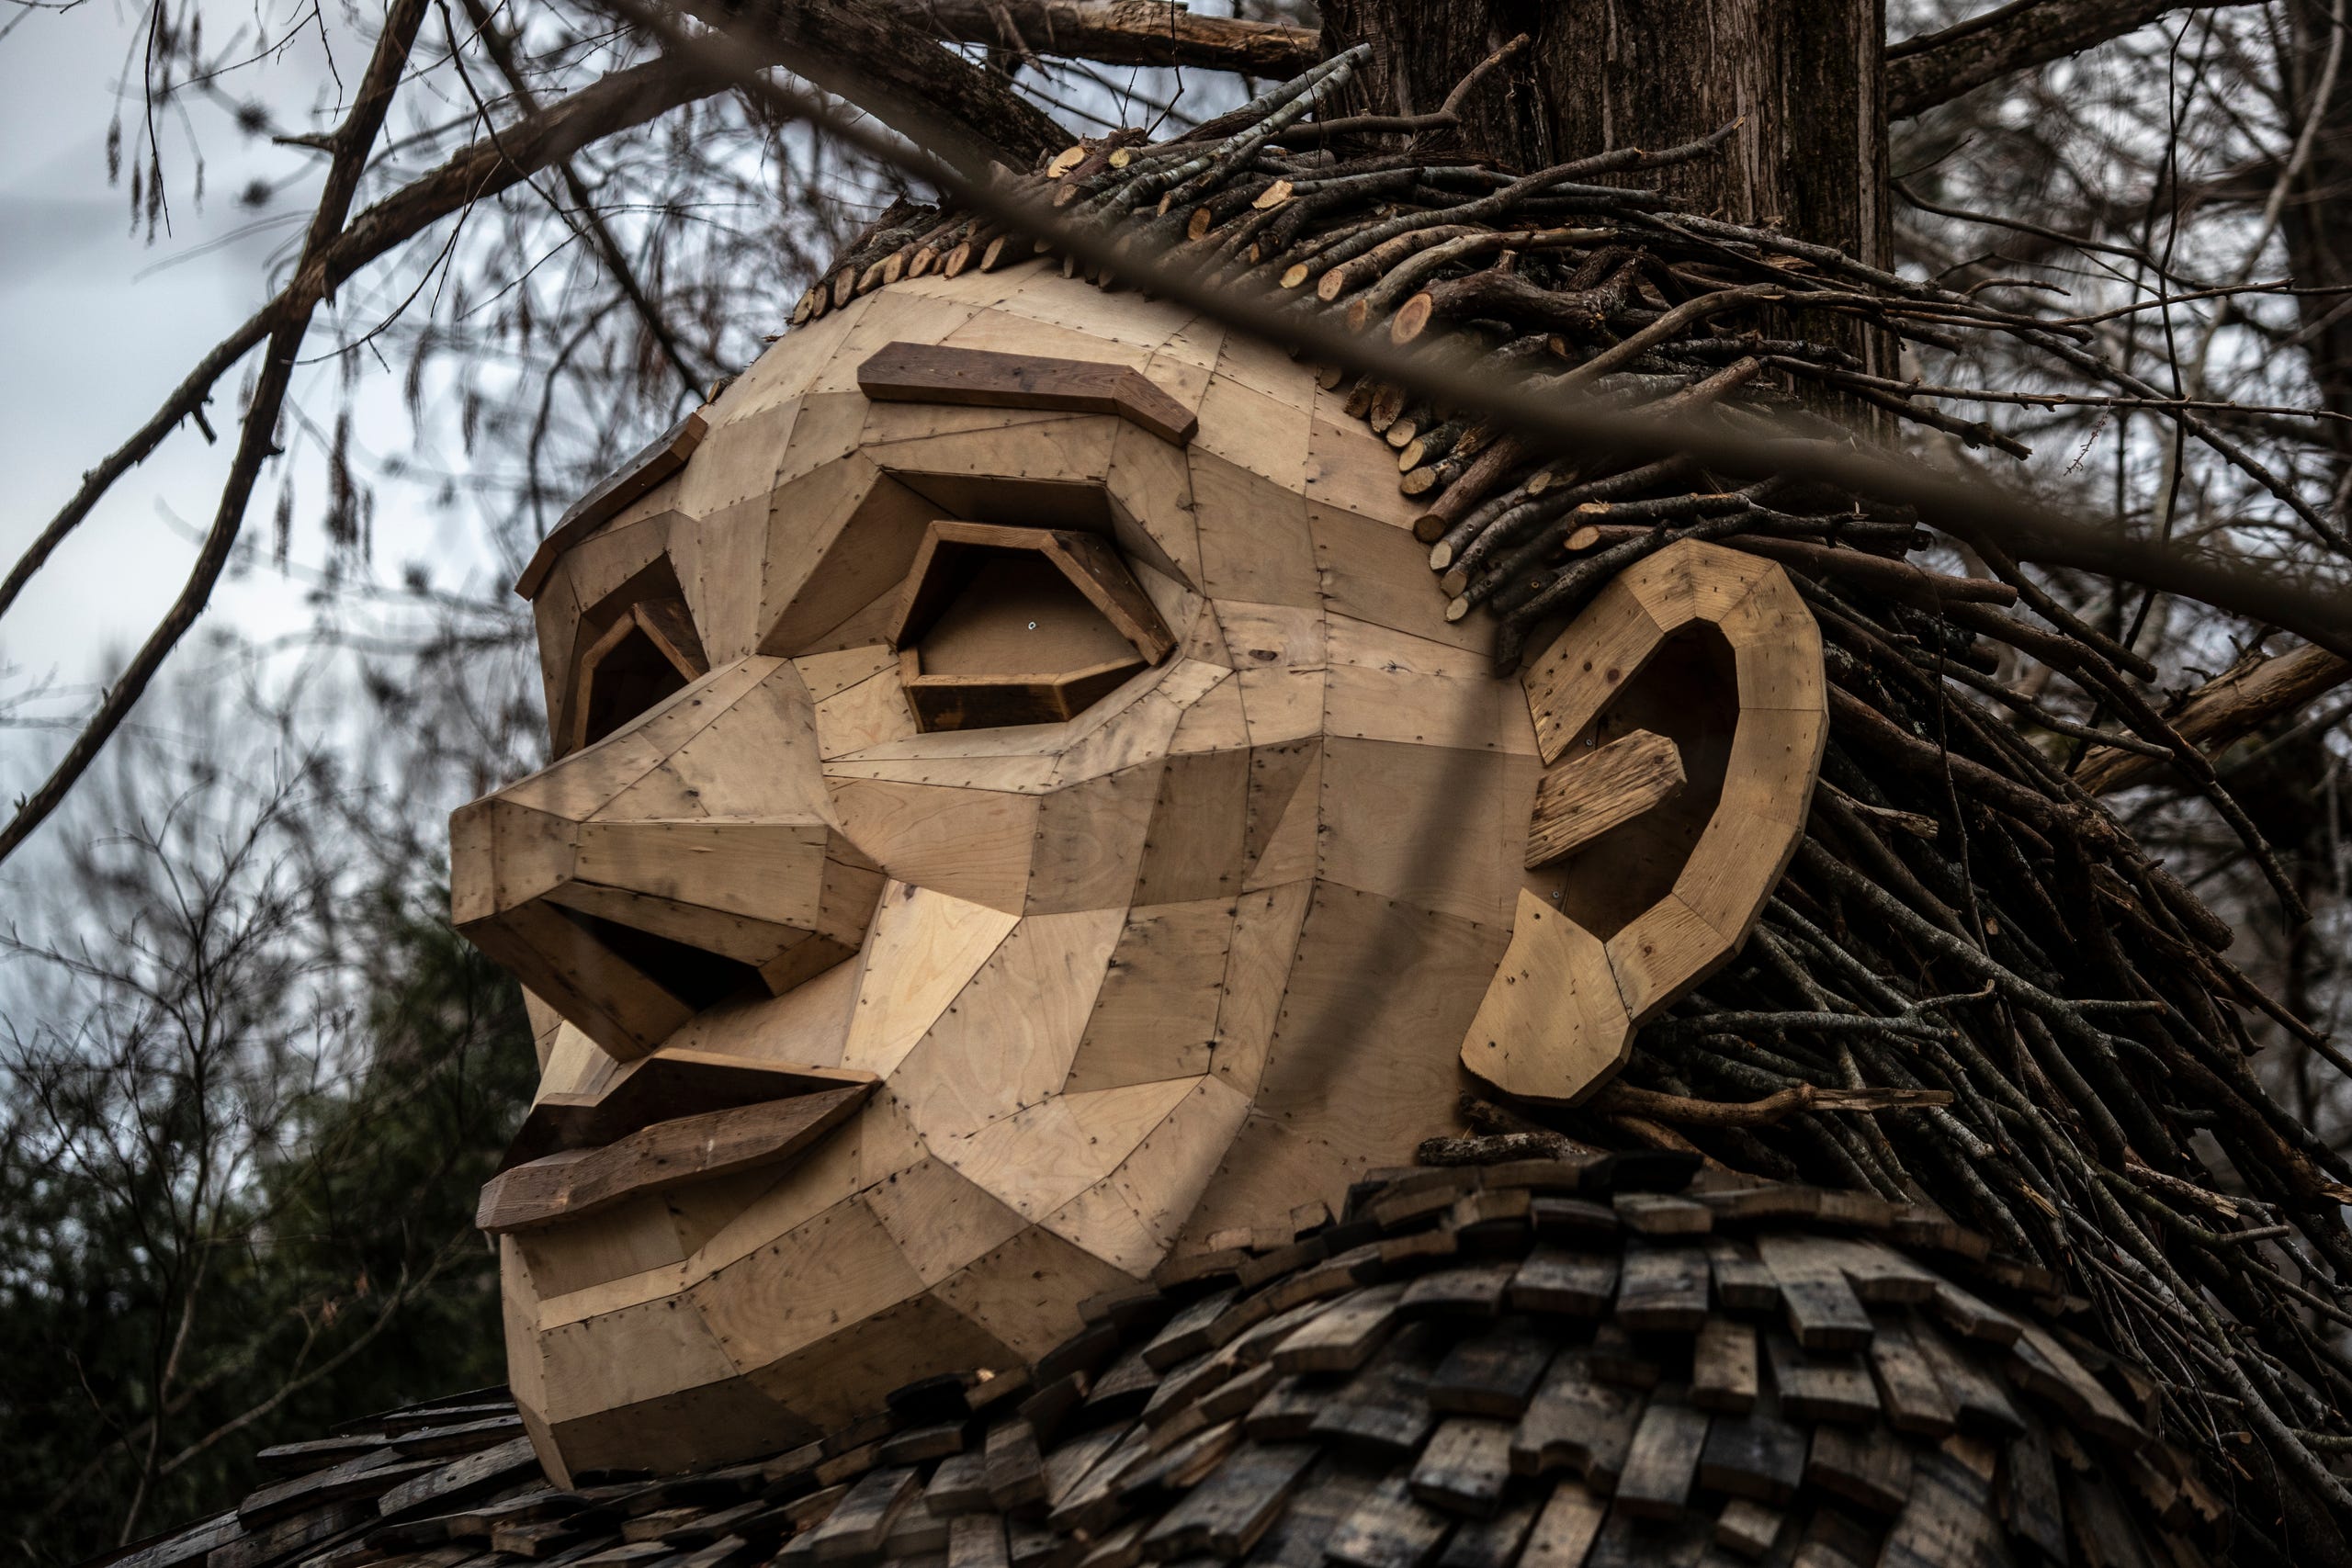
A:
1888 0 2261 118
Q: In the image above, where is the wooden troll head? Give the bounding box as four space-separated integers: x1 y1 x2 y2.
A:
449 266 1826 1481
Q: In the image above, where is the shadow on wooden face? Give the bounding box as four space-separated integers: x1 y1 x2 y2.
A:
455 264 1822 1481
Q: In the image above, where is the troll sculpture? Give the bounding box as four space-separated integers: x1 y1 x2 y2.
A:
119 51 2352 1568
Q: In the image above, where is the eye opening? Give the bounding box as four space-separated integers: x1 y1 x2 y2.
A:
888 520 1175 733
567 591 709 753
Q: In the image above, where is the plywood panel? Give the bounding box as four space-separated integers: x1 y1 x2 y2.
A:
1193 451 1319 607
1521 579 1670 767
1065 898 1238 1092
1608 892 1736 1023
539 1289 744 1423
935 1224 1135 1363
861 414 1123 491
1170 671 1249 754
1244 739 1320 889
1310 502 1483 651
889 907 1125 1140
691 1198 928 1375
864 1155 1033 1285
1318 737 1533 926
759 457 938 658
1210 878 1313 1097
1307 415 1420 529
938 1075 1197 1221
1106 418 1203 591
710 292 875 421
679 398 795 517
1326 616 1531 754
1193 373 1311 489
827 779 1038 913
675 492 771 663
1027 761 1162 913
943 305 1159 371
1617 536 1774 630
773 392 871 488
1459 890 1633 1105
842 882 1020 1078
1134 747 1252 904
815 666 922 758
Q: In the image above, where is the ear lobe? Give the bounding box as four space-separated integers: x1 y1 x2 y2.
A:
1462 540 1826 1103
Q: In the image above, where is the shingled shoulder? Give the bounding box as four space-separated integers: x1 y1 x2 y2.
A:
105 1153 2213 1568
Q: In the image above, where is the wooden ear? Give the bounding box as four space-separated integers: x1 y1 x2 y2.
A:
1462 540 1826 1103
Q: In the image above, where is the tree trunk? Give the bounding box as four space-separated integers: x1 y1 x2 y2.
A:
2276 0 2352 472
1317 0 1889 266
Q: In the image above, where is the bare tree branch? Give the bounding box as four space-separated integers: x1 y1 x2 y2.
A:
0 53 720 635
883 0 1317 74
2081 641 2352 793
0 0 437 868
1889 0 2262 118
673 0 1072 172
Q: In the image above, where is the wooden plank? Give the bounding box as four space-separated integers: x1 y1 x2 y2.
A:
1695 1407 1808 1505
1271 1280 1406 1372
1523 729 1686 869
1516 1483 1604 1568
1762 1330 1880 1425
1509 1247 1620 1317
1408 1417 1515 1517
1510 1354 1637 1484
371 1436 538 1517
477 1084 874 1233
1399 1260 1518 1317
2001 1429 2067 1562
802 1465 920 1562
1611 1192 1712 1236
1457 889 1633 1107
1690 1318 1758 1415
1615 1243 1711 1332
1138 1441 1317 1559
1757 1235 1876 1351
1588 1322 1661 1390
1433 1496 1538 1568
1877 1446 2007 1568
1908 1321 2024 1437
1614 1399 1711 1519
949 1513 1011 1568
1242 1373 1325 1439
1328 1475 1452 1568
1430 1317 1557 1417
517 412 707 599
1867 1319 1958 1438
1704 1236 1780 1313
1311 1322 1447 1459
984 1420 1048 1509
858 341 1198 446
1806 1422 1913 1516
1712 1498 1783 1561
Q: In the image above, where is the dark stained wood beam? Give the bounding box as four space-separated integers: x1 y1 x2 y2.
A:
857 340 1198 445
479 1082 875 1233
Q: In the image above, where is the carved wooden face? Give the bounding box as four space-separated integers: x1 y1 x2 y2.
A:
452 264 1823 1480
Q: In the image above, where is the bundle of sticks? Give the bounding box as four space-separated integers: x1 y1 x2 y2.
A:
794 49 2352 1533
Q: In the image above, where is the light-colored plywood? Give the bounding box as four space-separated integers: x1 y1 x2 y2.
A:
1521 578 1668 766
1064 898 1238 1092
1027 761 1163 913
1134 747 1251 904
1105 419 1203 591
1524 729 1687 869
1309 502 1486 652
862 1155 1032 1286
1193 372 1311 489
842 882 1020 1078
1210 879 1313 1097
826 779 1039 913
1317 737 1533 927
481 274 1837 1483
1459 889 1633 1104
888 907 1125 1140
1193 451 1319 607
1608 891 1738 1023
941 1075 1200 1223
1617 533 1774 630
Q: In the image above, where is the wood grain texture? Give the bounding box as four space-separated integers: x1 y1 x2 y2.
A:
516 412 707 600
858 341 1198 446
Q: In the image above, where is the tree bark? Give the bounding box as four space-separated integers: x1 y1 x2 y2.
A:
1315 0 1889 268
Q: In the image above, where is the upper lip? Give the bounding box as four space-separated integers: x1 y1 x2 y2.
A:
477 1049 876 1235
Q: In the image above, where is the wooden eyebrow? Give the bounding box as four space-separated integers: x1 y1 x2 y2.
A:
856 341 1198 446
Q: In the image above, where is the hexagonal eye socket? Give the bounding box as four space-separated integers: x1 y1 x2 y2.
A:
570 593 708 752
888 522 1176 733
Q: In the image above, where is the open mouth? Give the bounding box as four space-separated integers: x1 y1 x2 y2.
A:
476 1049 876 1235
